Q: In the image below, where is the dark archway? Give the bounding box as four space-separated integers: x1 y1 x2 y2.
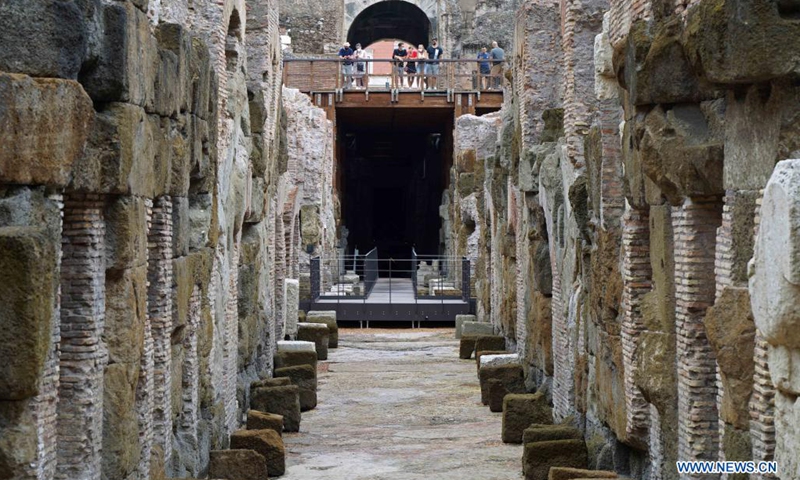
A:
347 1 431 51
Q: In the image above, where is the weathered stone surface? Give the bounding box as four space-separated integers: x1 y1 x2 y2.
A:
297 322 330 360
73 102 161 196
462 321 494 336
208 449 268 480
277 340 316 352
102 362 140 480
80 1 157 107
250 385 301 432
283 279 300 338
306 310 338 348
251 377 291 389
274 365 317 411
480 353 520 369
502 393 553 443
636 102 725 204
476 350 508 374
230 429 286 477
104 265 147 365
475 335 506 356
0 0 87 79
275 350 318 370
459 336 477 360
522 440 588 480
0 227 56 400
750 159 800 353
684 0 800 84
704 287 756 429
0 74 94 188
523 424 583 445
548 467 617 480
246 410 284 436
455 314 476 339
105 196 148 271
480 364 525 406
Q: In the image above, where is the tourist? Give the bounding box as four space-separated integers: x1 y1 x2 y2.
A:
354 43 368 89
425 38 444 89
490 41 505 89
414 45 428 89
477 47 491 90
405 45 420 88
392 42 408 89
338 41 355 88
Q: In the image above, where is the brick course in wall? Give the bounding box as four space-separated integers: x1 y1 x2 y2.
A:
621 206 652 442
673 198 722 475
57 194 106 480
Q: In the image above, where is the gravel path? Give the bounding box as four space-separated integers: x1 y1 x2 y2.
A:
281 328 524 480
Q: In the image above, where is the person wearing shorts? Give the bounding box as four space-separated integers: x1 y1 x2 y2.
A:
338 42 355 88
425 38 443 89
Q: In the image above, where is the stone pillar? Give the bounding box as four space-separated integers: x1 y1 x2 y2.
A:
57 193 106 480
749 160 800 477
137 199 156 479
283 279 300 339
173 286 202 476
673 197 722 473
621 205 652 441
224 242 241 435
147 196 174 467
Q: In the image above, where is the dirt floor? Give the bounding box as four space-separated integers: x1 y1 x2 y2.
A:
281 328 524 480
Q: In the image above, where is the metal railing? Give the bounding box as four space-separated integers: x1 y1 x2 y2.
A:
283 58 507 94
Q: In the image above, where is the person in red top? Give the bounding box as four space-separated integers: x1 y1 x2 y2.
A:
405 45 420 88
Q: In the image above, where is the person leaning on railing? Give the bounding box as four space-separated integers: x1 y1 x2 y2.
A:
392 42 408 89
477 47 491 90
338 41 355 89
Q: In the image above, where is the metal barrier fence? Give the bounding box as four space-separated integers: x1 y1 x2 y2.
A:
283 58 507 94
310 249 472 302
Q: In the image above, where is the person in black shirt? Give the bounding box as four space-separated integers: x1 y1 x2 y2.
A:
391 42 407 89
338 41 355 88
425 38 444 89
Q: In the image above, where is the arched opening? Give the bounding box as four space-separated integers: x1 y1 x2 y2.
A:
347 1 432 51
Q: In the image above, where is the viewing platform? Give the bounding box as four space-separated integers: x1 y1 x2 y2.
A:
283 58 505 118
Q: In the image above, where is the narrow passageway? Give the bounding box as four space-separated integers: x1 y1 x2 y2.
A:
282 329 524 480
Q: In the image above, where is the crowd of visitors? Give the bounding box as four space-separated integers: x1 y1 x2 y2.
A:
338 39 504 91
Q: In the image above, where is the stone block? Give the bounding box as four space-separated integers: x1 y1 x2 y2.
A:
548 467 617 480
104 265 148 365
251 377 291 389
300 204 321 247
523 440 588 480
246 410 284 436
283 279 300 338
275 350 318 370
73 102 160 196
250 385 301 432
230 429 286 477
154 23 191 117
462 321 494 336
523 424 583 445
102 362 140 479
0 0 87 79
80 1 157 107
277 340 316 352
480 364 525 406
208 449 268 480
475 335 506 355
459 336 477 360
189 36 214 119
0 227 56 400
306 310 338 348
480 353 520 369
487 379 511 413
476 350 508 374
274 365 317 411
502 393 553 443
455 314 476 339
750 160 800 351
105 196 148 271
297 322 330 360
0 74 94 188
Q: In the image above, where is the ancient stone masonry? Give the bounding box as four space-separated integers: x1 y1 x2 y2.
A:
0 0 339 478
442 0 800 478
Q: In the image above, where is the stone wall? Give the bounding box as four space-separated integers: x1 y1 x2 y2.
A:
444 0 800 478
0 0 335 478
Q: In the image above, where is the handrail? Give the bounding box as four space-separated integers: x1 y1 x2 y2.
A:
283 58 507 94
